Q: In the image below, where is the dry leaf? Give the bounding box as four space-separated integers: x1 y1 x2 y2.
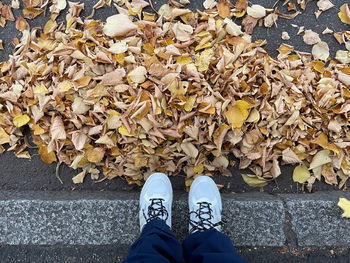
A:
235 0 248 11
247 4 266 19
51 116 66 140
338 198 350 217
218 0 231 19
241 174 268 187
293 164 310 183
23 7 43 19
128 66 147 83
1 5 15 21
312 41 329 61
181 142 198 158
303 30 321 45
72 170 86 184
15 16 28 31
224 18 243 36
85 147 105 163
309 150 331 170
338 4 350 24
103 14 138 37
172 22 193 42
242 15 258 34
281 31 290 40
264 13 278 27
0 128 11 144
282 148 301 164
203 0 217 9
317 0 334 11
13 114 30 127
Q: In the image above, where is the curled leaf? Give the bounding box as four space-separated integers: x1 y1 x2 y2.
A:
241 174 268 187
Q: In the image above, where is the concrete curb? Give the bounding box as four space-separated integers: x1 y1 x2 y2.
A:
0 191 349 247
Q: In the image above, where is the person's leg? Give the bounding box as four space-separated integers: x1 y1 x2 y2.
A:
183 176 249 263
183 229 248 263
123 173 182 263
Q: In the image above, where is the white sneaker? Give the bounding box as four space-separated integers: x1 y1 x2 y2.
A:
139 172 173 231
188 176 222 234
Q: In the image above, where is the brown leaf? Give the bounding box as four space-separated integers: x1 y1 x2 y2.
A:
1 5 15 21
235 0 247 11
218 0 231 18
242 15 258 34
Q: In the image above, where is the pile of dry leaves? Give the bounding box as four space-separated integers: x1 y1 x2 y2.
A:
0 0 349 191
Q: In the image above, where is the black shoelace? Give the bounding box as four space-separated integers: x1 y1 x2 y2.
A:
189 202 222 234
143 198 169 223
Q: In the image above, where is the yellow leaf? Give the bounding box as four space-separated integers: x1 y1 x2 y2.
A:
292 164 310 183
85 148 105 163
184 96 196 111
66 17 76 30
43 19 57 34
38 146 57 164
23 7 43 19
224 101 250 129
241 174 268 187
32 124 45 135
312 132 339 154
169 80 187 97
225 105 244 128
118 124 136 137
338 4 350 24
312 61 325 73
0 127 10 144
277 43 294 55
195 48 213 72
233 10 246 17
177 56 192 65
34 83 49 94
236 100 250 119
338 198 350 217
13 114 30 127
72 170 86 184
58 80 73 92
135 156 148 167
194 164 204 174
16 151 31 159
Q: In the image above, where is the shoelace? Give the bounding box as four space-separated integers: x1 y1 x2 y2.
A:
143 198 169 223
189 201 222 234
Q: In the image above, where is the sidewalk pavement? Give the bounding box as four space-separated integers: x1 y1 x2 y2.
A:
1 190 350 248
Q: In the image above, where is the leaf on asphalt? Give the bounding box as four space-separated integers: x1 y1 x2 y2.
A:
241 174 268 187
293 164 310 183
338 4 350 24
312 41 329 61
303 29 321 45
338 198 350 218
247 4 266 19
72 170 86 184
317 0 334 11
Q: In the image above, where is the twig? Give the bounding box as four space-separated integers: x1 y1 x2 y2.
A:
56 162 63 184
148 0 159 16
